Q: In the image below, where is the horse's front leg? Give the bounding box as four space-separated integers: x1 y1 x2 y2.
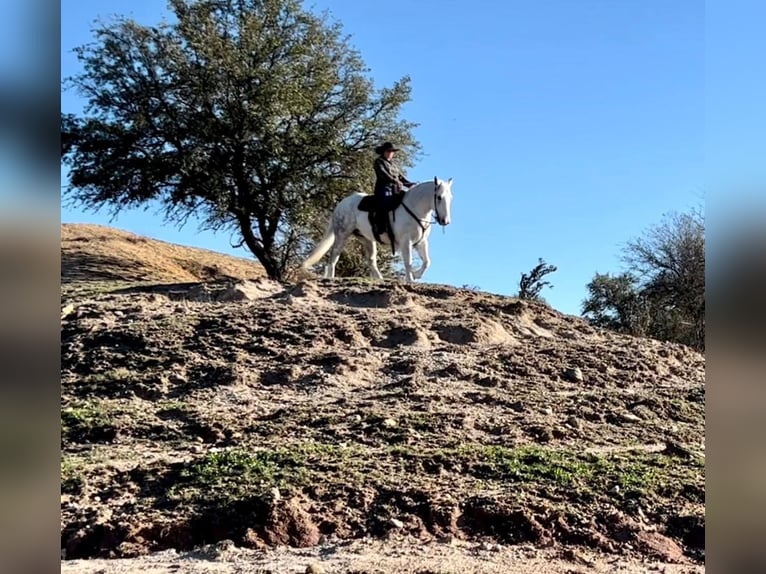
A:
401 240 414 282
413 239 431 280
362 238 384 280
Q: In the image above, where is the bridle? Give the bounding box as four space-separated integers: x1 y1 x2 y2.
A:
399 182 448 244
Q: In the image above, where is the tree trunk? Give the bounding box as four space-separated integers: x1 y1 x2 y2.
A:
235 213 282 281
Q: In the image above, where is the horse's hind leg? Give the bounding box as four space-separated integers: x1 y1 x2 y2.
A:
324 232 351 279
361 238 384 280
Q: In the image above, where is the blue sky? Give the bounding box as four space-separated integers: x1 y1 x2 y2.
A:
60 0 705 317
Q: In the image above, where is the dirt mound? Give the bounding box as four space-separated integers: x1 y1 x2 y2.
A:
61 223 264 285
60 229 705 569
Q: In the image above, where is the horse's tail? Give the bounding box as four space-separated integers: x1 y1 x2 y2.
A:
301 221 335 270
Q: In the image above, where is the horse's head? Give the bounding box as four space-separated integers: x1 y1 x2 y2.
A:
433 176 453 226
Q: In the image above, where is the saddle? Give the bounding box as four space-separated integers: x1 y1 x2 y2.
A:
358 194 405 252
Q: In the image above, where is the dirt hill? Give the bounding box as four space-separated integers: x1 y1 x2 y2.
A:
60 224 705 573
61 223 266 285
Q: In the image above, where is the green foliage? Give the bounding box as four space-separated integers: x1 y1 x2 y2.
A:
168 443 356 502
61 460 86 495
62 0 420 280
170 448 306 501
61 403 115 443
517 258 557 301
582 208 705 350
581 272 651 336
477 445 585 485
389 444 702 501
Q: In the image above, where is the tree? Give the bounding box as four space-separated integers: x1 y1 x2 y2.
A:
517 258 557 301
581 272 652 336
581 207 705 350
61 0 419 280
622 208 705 348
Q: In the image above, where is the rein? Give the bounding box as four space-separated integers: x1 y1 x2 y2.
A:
399 185 445 245
401 201 431 233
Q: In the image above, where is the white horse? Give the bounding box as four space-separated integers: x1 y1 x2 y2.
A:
301 177 453 282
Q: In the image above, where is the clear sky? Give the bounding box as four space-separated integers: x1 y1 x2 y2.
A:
60 0 705 317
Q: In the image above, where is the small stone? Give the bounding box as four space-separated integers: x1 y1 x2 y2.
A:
61 303 75 320
262 487 281 503
169 372 187 385
215 539 235 551
382 418 398 428
566 416 581 429
544 408 553 416
305 563 325 574
389 518 404 529
563 367 584 382
621 413 642 423
565 546 596 567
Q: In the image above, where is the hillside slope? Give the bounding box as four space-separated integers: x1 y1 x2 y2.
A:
61 223 265 285
60 225 705 573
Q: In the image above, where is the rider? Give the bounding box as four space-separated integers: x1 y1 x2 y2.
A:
373 141 415 242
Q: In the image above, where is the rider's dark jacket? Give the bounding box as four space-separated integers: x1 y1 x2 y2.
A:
373 156 414 205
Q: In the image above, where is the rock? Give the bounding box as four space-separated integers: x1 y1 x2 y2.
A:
61 303 75 320
262 487 281 504
389 518 405 529
305 563 326 574
631 404 655 420
621 412 643 424
168 372 187 385
565 415 581 429
563 367 584 382
382 418 398 429
561 547 595 567
214 539 235 552
635 531 688 564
